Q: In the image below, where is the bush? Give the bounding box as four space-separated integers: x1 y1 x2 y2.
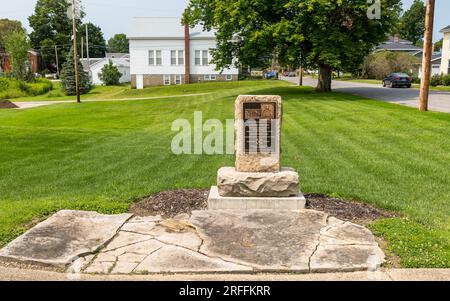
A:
442 74 450 86
0 77 53 99
411 76 420 84
430 74 443 87
98 60 122 86
362 51 419 80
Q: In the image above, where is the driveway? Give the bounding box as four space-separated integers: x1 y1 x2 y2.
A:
282 76 450 113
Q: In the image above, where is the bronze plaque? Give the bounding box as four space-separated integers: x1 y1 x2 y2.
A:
243 103 276 154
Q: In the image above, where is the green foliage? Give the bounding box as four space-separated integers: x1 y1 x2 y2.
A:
107 34 129 53
83 22 106 58
28 0 84 70
362 51 419 79
442 74 450 86
4 31 32 81
98 60 122 86
434 38 443 52
60 47 91 95
0 77 52 99
430 74 443 87
0 19 24 50
399 0 425 45
184 0 401 92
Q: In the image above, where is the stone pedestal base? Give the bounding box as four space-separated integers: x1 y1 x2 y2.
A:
217 167 300 197
207 186 306 210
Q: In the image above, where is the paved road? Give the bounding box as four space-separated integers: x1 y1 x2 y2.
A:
282 76 450 113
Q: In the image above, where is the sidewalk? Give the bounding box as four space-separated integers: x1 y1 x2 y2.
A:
0 265 448 281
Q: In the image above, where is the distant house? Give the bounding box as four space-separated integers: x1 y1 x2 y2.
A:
0 48 41 73
440 25 450 75
81 53 131 85
418 53 442 79
375 36 423 58
128 17 239 89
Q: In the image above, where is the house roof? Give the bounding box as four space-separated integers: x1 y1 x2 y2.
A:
81 57 130 71
440 25 450 33
128 17 215 40
375 36 422 53
106 53 130 59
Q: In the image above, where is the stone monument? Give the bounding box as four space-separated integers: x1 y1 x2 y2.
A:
208 95 306 209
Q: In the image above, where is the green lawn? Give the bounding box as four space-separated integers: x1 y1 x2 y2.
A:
13 80 272 102
0 80 449 268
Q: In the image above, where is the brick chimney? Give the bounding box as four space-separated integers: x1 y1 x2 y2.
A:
184 24 190 84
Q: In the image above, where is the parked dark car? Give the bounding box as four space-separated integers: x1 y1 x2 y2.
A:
383 73 412 88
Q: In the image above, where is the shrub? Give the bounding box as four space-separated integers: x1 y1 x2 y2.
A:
430 74 443 87
411 76 420 84
362 51 419 80
27 79 53 96
0 78 10 91
98 60 122 86
442 74 450 86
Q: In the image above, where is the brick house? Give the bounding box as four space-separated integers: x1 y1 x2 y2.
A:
0 48 41 74
128 17 239 89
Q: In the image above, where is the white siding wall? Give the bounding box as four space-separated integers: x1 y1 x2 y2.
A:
129 38 239 76
440 32 450 75
90 60 131 85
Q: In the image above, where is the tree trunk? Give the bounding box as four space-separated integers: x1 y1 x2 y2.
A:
316 64 332 92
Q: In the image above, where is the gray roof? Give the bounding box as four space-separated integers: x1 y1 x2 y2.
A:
128 17 215 40
106 53 130 59
440 25 450 33
375 42 422 52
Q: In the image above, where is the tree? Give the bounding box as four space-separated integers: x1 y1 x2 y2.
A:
107 34 129 53
362 51 419 79
184 0 401 92
0 19 24 51
60 47 90 95
98 60 122 85
5 31 31 81
434 38 443 52
28 0 84 70
83 22 106 58
399 0 426 45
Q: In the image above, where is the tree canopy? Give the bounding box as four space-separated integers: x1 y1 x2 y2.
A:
5 31 31 81
399 0 425 45
28 0 84 70
107 34 129 53
60 47 91 95
184 0 401 92
0 19 24 51
83 22 107 58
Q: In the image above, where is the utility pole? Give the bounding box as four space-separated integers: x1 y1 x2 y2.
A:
71 0 80 103
86 23 90 68
81 37 84 59
54 45 59 77
419 0 435 111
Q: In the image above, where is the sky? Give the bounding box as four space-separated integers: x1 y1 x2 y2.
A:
0 0 448 41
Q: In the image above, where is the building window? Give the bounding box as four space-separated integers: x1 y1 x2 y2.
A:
164 74 171 85
195 50 201 66
178 50 184 65
171 51 177 65
226 74 233 81
175 74 182 85
149 50 155 65
204 74 211 81
156 50 162 65
210 74 217 80
202 50 208 66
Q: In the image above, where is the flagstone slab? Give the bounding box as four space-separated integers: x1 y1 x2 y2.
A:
134 245 252 274
0 210 132 268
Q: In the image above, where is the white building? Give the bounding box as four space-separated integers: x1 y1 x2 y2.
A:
81 54 131 85
440 25 450 75
128 17 239 89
